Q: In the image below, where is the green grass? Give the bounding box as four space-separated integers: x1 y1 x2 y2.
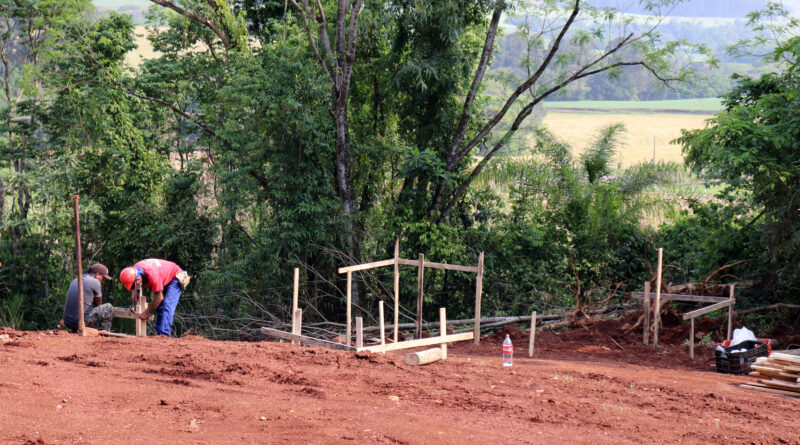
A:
543 98 723 113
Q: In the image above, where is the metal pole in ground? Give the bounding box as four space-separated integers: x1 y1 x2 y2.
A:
72 195 85 337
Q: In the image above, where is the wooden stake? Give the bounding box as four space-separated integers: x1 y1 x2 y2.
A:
346 271 352 346
690 317 694 359
355 317 363 349
379 300 386 347
292 267 299 315
440 307 447 360
528 311 537 358
416 253 424 340
643 281 650 345
393 238 400 344
473 252 484 344
291 268 299 344
727 285 735 341
72 195 85 337
653 248 663 347
293 308 303 345
135 285 146 337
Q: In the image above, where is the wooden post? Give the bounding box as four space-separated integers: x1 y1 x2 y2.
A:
528 311 537 358
293 308 303 345
440 308 447 360
291 268 299 344
689 317 695 359
416 253 424 340
72 195 85 337
473 252 484 344
292 267 299 315
355 317 363 349
136 285 146 337
346 271 352 346
643 281 651 345
393 238 400 343
653 247 663 347
379 300 386 347
727 285 735 341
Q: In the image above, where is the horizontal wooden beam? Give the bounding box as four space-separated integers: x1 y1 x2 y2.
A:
112 307 153 320
682 299 735 320
260 327 357 351
630 293 728 304
396 258 479 273
357 332 473 353
338 258 396 273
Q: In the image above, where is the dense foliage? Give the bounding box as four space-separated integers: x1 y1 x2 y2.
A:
0 0 797 335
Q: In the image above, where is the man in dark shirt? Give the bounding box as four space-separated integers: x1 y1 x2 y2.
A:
62 264 114 331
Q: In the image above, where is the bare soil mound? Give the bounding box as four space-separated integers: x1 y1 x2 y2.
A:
0 315 798 444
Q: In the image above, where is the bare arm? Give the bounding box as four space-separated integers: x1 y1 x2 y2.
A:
140 291 164 319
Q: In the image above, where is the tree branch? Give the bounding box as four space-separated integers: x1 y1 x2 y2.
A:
149 0 232 48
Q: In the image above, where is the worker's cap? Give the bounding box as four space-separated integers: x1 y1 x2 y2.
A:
88 263 113 280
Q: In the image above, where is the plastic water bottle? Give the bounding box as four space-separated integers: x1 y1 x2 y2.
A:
502 334 513 367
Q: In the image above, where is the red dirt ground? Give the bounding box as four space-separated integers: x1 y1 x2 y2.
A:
1 314 798 445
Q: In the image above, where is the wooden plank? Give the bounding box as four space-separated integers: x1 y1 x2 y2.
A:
727 285 734 341
474 252 484 344
642 282 650 345
338 259 396 273
260 327 357 351
417 261 479 273
653 247 663 347
528 311 537 358
771 353 800 364
379 300 386 347
393 238 400 344
292 309 302 345
112 307 154 320
758 379 800 391
689 317 694 359
440 308 447 360
358 332 474 353
404 348 443 366
346 271 352 346
99 331 134 338
682 299 736 320
416 254 424 340
740 383 800 399
630 292 728 303
395 258 479 273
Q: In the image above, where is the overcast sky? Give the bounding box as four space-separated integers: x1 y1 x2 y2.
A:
93 0 800 16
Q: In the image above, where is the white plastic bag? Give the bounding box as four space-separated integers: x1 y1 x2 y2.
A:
730 327 757 347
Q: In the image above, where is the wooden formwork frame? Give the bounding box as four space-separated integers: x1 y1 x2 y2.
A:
261 307 473 355
632 284 735 359
337 238 485 345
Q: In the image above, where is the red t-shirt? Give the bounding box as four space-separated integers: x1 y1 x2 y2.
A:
134 259 182 293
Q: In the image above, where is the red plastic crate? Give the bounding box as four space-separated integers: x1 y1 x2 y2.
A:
721 338 772 355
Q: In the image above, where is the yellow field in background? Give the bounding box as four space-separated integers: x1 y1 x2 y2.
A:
541 112 714 167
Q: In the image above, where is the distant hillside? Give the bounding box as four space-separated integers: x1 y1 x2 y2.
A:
587 0 787 18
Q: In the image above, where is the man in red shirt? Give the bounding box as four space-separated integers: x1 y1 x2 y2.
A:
119 259 188 337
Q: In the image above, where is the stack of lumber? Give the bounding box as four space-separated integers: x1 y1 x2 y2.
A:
744 352 800 397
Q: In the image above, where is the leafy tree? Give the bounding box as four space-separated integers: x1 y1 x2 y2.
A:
678 37 800 300
481 124 681 315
